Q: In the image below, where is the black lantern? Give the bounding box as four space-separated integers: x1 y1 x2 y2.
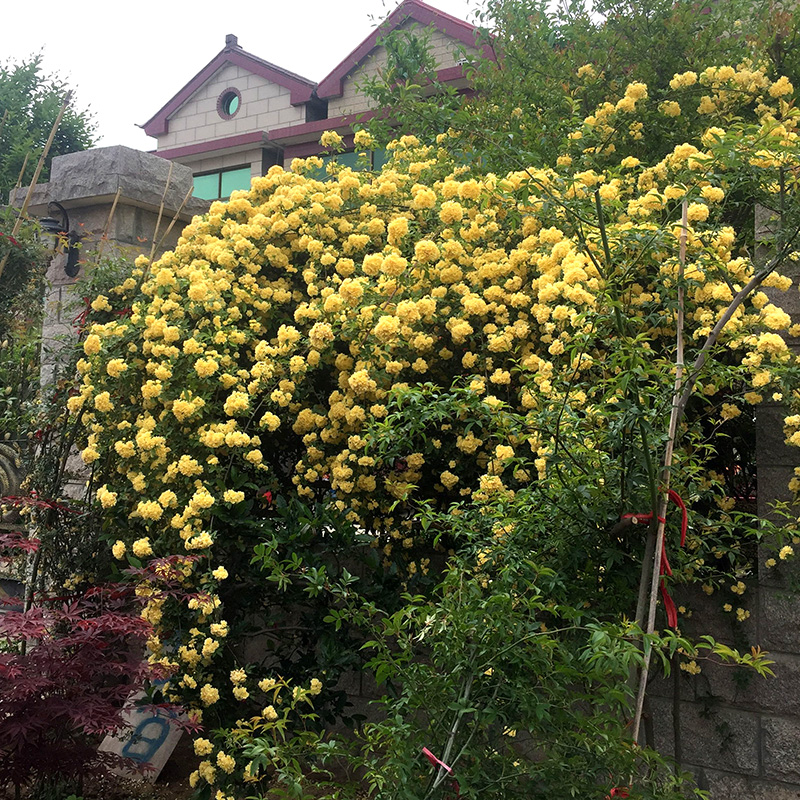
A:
39 202 81 278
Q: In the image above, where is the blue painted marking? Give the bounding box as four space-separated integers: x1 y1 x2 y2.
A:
121 716 170 763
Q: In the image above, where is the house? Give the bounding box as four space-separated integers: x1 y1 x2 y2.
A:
141 0 493 200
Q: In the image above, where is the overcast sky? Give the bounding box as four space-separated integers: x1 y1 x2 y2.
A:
1 0 479 152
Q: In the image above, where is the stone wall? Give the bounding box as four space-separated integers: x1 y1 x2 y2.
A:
645 208 800 798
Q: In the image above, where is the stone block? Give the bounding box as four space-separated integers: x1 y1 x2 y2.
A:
758 466 798 518
9 146 207 219
763 717 800 783
761 588 800 651
98 691 183 782
752 653 800 716
694 656 760 711
758 540 800 588
756 204 781 244
757 405 800 469
649 696 760 775
675 585 758 646
703 768 800 800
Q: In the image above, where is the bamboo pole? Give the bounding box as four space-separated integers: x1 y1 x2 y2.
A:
95 188 122 261
631 200 688 745
12 152 30 194
148 161 174 263
152 185 193 254
0 92 72 280
138 184 193 287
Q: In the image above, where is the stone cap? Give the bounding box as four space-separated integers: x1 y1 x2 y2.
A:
8 145 209 219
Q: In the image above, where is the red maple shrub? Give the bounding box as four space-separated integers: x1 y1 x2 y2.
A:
0 534 166 798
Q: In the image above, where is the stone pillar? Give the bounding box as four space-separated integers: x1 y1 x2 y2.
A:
7 146 209 497
9 145 208 383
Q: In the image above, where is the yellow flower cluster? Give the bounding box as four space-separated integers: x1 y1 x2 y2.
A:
72 98 800 713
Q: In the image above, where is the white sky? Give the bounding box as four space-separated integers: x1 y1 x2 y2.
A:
1 0 480 151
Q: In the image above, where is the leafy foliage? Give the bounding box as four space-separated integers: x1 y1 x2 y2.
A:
0 55 96 202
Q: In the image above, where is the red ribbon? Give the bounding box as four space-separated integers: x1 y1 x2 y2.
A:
422 747 460 798
622 489 688 628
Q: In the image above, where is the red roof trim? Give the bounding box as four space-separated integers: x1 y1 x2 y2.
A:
269 111 378 143
155 131 267 160
316 0 491 100
142 46 315 137
283 135 358 161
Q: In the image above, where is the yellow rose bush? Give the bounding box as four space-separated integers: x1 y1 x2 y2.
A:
66 65 800 794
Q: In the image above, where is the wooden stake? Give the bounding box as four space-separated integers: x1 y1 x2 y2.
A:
139 184 193 286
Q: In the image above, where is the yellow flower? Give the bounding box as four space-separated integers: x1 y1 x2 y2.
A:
132 537 153 558
780 545 794 560
202 638 220 657
194 738 214 756
262 705 278 720
769 75 794 98
353 129 375 148
112 540 126 560
212 566 229 580
136 501 163 522
319 130 343 148
223 391 250 416
216 752 236 774
97 486 118 509
83 334 101 355
106 358 128 378
223 489 245 504
686 203 709 223
194 358 219 378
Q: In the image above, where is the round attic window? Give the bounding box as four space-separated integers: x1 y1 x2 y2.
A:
218 88 241 120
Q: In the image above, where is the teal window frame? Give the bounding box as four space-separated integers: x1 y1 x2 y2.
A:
307 148 390 181
192 166 252 200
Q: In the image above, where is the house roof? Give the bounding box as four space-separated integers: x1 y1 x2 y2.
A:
142 1 492 144
316 0 492 100
141 35 316 138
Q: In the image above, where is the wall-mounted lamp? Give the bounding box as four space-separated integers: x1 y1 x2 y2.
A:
39 202 81 278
